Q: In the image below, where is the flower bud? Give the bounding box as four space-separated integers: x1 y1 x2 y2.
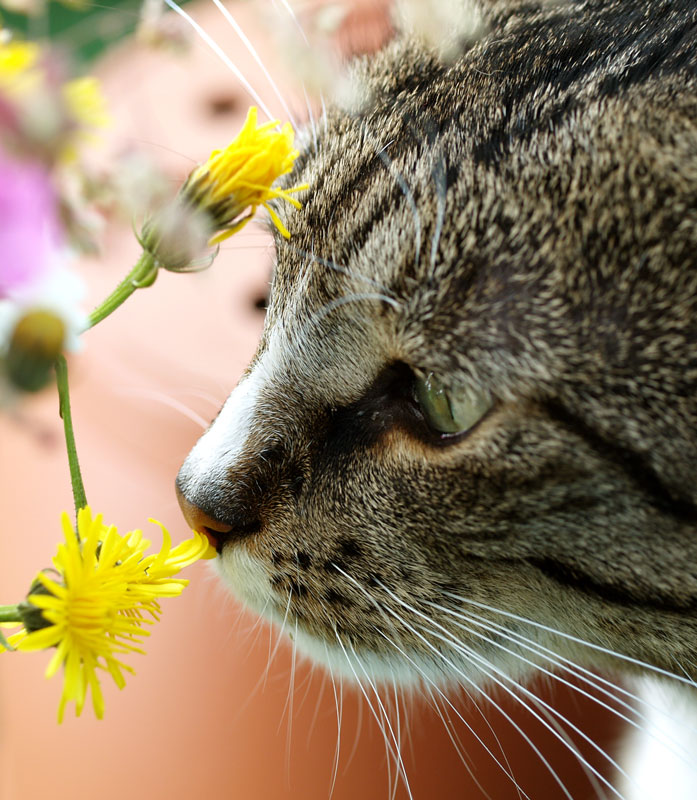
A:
5 308 65 391
18 571 60 634
140 197 215 273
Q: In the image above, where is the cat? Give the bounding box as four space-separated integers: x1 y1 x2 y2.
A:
176 0 697 796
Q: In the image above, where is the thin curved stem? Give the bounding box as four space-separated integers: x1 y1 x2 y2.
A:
55 355 87 520
87 251 157 329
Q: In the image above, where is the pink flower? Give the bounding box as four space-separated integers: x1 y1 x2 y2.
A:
0 147 62 299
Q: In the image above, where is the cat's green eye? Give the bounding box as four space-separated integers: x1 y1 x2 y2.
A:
414 373 492 436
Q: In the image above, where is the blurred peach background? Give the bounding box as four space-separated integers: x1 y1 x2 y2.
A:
0 2 625 798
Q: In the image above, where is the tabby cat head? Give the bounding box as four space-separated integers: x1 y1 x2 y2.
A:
177 0 697 685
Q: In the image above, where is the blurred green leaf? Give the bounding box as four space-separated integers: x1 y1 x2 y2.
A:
3 0 154 64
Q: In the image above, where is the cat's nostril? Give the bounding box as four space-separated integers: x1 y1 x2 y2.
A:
175 485 257 552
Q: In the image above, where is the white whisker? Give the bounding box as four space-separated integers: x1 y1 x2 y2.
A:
422 683 497 800
334 631 413 800
530 696 609 799
442 628 631 800
383 627 534 799
376 148 422 272
427 598 697 757
210 0 299 128
303 84 318 151
324 643 343 800
162 0 276 120
346 672 364 771
320 92 328 137
347 638 413 800
373 580 630 799
333 631 399 798
430 155 447 272
281 616 300 772
273 0 310 46
371 582 585 800
307 667 329 748
331 563 534 798
114 387 210 428
444 592 697 690
262 587 294 692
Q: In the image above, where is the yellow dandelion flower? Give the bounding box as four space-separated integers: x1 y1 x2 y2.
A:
7 506 213 722
180 105 309 243
89 105 310 328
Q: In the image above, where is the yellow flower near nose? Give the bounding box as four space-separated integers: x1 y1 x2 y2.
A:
4 506 213 722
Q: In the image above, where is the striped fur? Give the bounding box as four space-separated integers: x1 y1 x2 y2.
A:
177 0 697 787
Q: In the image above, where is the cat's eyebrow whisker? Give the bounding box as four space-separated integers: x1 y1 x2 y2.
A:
281 241 393 294
210 0 299 129
444 591 697 690
303 84 319 152
376 148 423 273
430 154 448 273
304 291 402 338
162 0 276 121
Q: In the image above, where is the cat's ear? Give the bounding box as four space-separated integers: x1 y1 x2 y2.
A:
392 0 489 61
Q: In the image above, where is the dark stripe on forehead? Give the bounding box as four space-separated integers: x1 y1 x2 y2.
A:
467 0 697 164
544 401 697 523
597 16 697 96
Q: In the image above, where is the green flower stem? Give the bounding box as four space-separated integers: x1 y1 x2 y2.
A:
87 250 158 329
55 355 87 520
0 605 21 623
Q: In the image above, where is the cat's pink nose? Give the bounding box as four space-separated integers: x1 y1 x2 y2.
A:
176 485 234 553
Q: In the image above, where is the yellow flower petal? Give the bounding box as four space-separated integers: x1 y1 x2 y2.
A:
5 505 208 721
180 106 307 244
